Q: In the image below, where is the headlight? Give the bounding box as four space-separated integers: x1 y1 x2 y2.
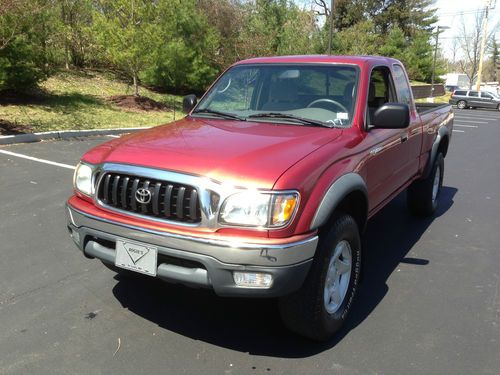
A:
219 191 299 228
73 162 94 196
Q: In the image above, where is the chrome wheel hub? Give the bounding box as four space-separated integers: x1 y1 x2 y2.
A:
324 240 352 314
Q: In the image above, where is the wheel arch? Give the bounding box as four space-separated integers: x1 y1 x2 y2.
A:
423 126 449 178
310 173 368 234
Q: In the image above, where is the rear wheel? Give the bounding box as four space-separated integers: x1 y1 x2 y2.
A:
457 100 467 109
279 214 361 341
407 153 444 216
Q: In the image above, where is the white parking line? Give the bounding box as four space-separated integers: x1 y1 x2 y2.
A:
453 129 465 133
455 116 498 121
454 119 488 123
106 135 120 138
454 124 478 128
0 149 75 170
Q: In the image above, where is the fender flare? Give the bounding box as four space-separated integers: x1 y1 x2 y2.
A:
423 125 449 178
310 173 368 230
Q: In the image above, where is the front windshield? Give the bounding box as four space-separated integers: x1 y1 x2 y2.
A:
193 64 359 127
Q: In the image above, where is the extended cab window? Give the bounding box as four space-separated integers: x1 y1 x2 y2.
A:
194 64 359 127
392 64 411 105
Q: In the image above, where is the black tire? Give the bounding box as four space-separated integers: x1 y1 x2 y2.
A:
279 214 361 341
407 153 444 216
497 104 500 111
457 100 467 109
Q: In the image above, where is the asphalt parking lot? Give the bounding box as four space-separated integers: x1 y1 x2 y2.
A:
1 109 499 375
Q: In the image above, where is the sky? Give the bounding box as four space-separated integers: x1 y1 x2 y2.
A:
435 0 499 59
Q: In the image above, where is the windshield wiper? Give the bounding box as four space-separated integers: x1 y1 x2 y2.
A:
247 112 333 128
191 108 244 121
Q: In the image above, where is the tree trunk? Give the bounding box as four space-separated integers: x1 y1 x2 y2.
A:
64 43 70 70
132 72 139 97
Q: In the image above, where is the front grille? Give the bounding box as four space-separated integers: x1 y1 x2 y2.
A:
97 172 201 224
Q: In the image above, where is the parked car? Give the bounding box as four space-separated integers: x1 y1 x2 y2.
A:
449 89 500 110
66 55 454 341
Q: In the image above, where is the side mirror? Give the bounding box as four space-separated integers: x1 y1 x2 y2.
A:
371 103 410 129
183 94 197 113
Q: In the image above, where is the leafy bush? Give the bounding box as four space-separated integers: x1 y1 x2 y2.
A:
0 38 47 92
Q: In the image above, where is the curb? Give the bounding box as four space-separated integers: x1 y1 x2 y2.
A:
0 127 151 145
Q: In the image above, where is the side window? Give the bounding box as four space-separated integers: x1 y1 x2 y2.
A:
469 91 479 97
481 92 493 99
454 90 466 96
367 66 396 124
392 64 412 105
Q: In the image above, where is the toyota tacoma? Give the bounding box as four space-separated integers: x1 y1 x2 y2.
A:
66 55 453 340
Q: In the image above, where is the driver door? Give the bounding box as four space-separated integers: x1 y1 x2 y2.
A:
362 66 410 211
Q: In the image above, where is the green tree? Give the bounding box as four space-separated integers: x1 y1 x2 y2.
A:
403 30 436 82
140 0 219 92
378 27 406 60
93 0 160 96
373 0 437 38
58 0 94 68
333 20 381 55
239 0 317 58
197 0 246 69
334 0 372 31
276 5 317 55
0 0 53 92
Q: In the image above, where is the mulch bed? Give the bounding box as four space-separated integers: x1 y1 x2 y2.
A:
108 95 170 112
0 119 34 135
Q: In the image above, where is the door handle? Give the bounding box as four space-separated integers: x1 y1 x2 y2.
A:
400 133 409 143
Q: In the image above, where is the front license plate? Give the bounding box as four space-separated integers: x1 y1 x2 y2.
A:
115 239 158 277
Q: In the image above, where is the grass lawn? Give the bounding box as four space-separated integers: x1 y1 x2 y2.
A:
0 70 185 133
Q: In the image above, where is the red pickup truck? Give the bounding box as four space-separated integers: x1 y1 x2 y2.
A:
67 55 453 340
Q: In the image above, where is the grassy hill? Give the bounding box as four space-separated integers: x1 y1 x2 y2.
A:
0 70 184 135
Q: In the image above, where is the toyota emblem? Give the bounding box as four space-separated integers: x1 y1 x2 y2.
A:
135 188 152 204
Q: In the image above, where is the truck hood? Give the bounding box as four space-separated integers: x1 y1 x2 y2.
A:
83 117 342 189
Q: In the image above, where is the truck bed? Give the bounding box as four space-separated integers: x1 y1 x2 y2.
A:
415 102 451 115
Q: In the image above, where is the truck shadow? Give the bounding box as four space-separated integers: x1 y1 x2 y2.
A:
112 186 457 358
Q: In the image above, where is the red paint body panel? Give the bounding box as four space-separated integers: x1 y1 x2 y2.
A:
82 117 341 189
70 55 453 240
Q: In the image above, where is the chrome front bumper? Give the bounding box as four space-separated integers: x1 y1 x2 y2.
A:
66 204 318 297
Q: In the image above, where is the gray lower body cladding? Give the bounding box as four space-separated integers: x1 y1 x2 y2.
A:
66 204 317 297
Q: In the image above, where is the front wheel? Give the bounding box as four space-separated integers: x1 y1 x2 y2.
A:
407 153 444 216
457 100 467 109
279 214 361 341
